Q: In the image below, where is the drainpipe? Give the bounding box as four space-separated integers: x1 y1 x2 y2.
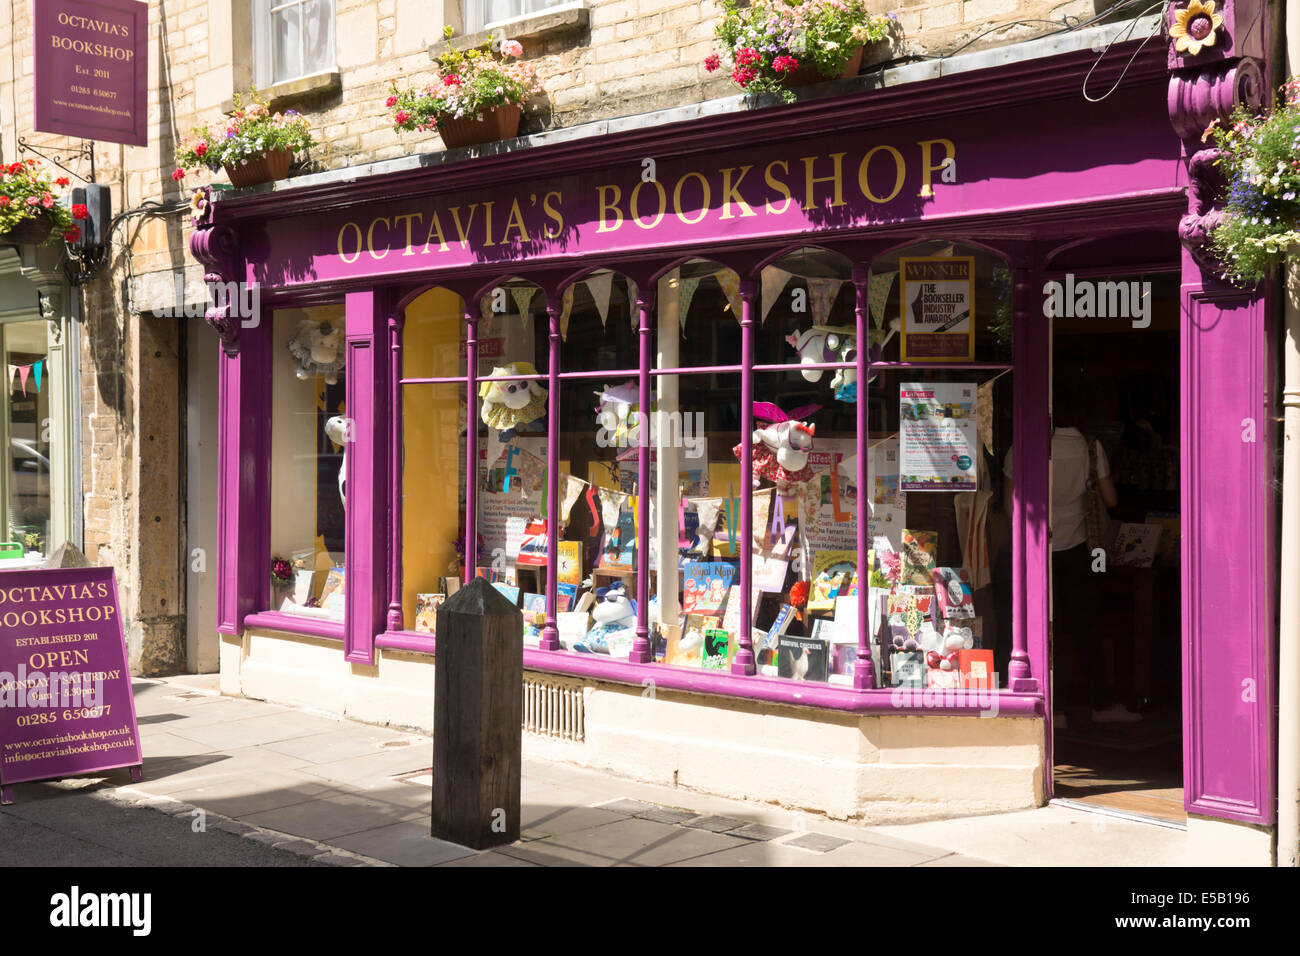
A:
1278 0 1300 869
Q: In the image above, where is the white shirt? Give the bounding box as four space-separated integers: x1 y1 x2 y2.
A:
1003 427 1110 552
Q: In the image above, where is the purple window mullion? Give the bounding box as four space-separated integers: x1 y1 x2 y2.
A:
463 303 478 587
732 279 758 676
343 289 388 666
629 288 654 663
539 296 562 651
1010 265 1043 693
852 266 876 689
386 311 404 633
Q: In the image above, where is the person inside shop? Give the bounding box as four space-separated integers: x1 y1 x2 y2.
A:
1003 380 1139 727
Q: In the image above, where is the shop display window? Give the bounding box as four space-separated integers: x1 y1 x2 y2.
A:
268 304 348 621
1 320 53 560
385 241 1022 696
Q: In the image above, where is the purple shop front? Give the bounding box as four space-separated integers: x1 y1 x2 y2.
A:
189 21 1277 843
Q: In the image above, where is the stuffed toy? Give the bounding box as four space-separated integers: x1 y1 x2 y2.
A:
479 362 547 439
733 401 821 494
287 319 345 384
324 414 348 507
595 381 654 459
785 325 858 402
575 580 637 656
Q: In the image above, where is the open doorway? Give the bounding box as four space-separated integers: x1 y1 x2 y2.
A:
1048 271 1184 827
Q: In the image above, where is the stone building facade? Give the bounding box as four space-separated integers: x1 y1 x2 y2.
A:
1 0 1107 674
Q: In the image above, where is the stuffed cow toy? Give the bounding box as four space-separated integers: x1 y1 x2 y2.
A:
733 401 821 494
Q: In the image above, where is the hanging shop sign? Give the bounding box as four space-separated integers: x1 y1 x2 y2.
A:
0 566 143 803
899 381 978 491
33 0 149 147
899 257 975 361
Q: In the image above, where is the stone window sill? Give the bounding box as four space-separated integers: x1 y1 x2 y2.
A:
430 4 589 57
220 70 341 115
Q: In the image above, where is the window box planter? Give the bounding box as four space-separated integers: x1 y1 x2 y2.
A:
224 147 295 189
0 214 53 245
437 104 523 149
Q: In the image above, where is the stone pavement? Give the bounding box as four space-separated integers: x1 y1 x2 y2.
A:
4 674 1186 867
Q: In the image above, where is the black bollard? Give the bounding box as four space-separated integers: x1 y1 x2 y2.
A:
431 577 523 849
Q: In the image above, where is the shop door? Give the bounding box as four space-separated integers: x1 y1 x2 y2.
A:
1047 272 1187 827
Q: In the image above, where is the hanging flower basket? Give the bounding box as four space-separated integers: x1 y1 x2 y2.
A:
387 27 541 148
784 45 865 88
223 146 294 188
437 104 523 149
0 214 53 245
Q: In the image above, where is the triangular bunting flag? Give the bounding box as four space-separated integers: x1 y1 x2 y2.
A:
17 365 29 396
585 272 614 327
511 286 538 327
715 269 742 320
808 277 845 325
761 268 793 322
678 275 703 332
7 365 17 393
32 359 42 393
559 284 574 340
868 270 897 330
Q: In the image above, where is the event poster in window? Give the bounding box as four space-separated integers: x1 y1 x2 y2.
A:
899 381 978 490
899 257 975 361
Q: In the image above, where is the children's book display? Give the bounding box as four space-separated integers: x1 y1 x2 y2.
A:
1111 522 1162 568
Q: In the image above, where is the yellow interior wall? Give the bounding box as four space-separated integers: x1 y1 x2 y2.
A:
401 287 464 630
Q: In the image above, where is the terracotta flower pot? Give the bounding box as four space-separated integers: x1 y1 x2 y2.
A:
224 147 294 188
783 46 866 88
437 104 523 149
0 214 53 245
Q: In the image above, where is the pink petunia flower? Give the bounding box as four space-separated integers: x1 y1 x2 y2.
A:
704 53 721 72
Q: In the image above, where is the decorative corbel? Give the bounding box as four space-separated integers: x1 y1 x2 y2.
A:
188 187 243 355
1165 0 1267 274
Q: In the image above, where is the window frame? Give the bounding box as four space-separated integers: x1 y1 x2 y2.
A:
252 0 338 89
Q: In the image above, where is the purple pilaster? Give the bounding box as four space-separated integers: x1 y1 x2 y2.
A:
732 279 757 676
343 289 388 665
539 298 562 651
386 311 404 632
852 267 875 689
463 304 478 587
1009 265 1044 693
629 289 654 663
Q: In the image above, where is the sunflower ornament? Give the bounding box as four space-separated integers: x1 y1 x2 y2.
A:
1170 0 1225 57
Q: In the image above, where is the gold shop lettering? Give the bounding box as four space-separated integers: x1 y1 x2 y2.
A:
334 139 956 260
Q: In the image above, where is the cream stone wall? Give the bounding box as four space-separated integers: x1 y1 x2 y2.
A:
0 0 1108 672
230 626 1045 821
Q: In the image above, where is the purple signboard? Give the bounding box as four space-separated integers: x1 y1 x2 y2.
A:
0 566 142 802
33 0 148 147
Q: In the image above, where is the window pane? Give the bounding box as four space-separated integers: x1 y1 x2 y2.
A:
669 261 741 370
302 0 335 76
3 321 52 559
868 241 1014 364
269 305 347 620
482 0 521 28
272 5 303 85
868 366 1013 689
401 287 469 633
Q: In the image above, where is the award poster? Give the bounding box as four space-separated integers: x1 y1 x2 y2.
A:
899 382 978 491
899 257 975 361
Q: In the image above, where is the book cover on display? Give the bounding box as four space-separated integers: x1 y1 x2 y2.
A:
931 567 975 620
900 529 938 585
958 649 995 689
665 622 704 668
557 541 583 585
756 604 795 667
777 631 829 682
702 628 731 671
491 582 521 605
682 562 737 616
415 593 444 635
1112 522 1162 568
521 592 547 616
890 650 925 688
600 511 636 570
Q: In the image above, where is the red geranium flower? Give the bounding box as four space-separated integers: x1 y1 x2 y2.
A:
394 110 411 125
443 73 462 86
0 196 9 207
704 53 721 72
172 169 185 181
385 94 398 107
735 47 760 67
63 226 81 243
732 66 757 87
71 203 88 220
195 141 207 157
55 176 70 186
41 192 54 208
773 55 799 73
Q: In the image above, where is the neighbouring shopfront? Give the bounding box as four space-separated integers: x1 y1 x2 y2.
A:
0 243 79 567
189 18 1278 860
